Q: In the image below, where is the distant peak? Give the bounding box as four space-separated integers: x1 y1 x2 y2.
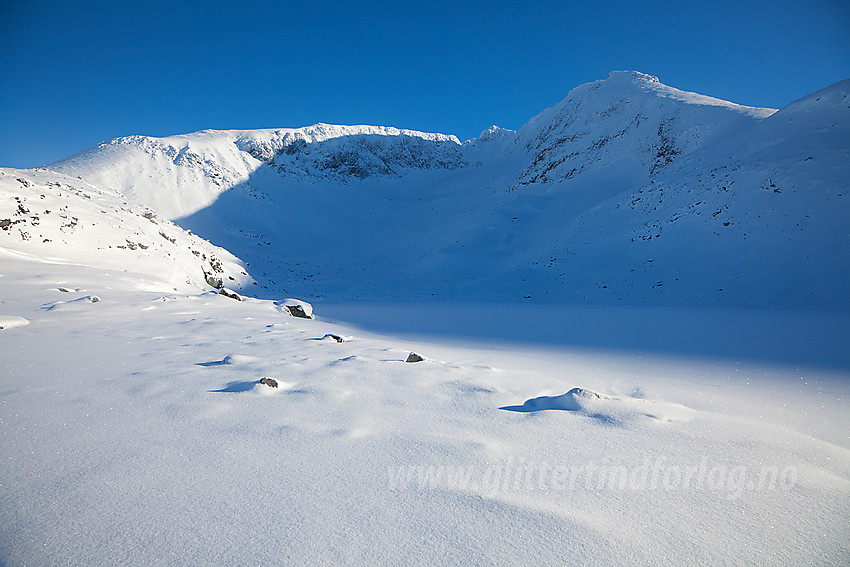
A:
477 125 516 142
605 70 661 84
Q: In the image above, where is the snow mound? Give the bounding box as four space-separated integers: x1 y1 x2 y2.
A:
501 387 695 426
0 315 29 330
500 387 600 412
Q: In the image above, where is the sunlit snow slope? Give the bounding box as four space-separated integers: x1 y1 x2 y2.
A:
0 168 252 293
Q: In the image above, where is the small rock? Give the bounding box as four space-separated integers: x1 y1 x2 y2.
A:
205 275 223 289
89 296 100 303
286 305 311 318
259 377 278 388
405 352 425 363
323 333 344 343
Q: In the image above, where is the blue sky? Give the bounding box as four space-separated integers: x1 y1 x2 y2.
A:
1 0 848 168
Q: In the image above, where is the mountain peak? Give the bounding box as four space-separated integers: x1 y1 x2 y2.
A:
476 125 517 143
605 70 661 84
511 71 777 189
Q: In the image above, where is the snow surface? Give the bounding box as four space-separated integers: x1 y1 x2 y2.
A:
2 71 849 565
1 257 848 565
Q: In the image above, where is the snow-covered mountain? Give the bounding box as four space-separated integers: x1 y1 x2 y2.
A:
511 70 774 188
40 71 850 309
50 124 466 219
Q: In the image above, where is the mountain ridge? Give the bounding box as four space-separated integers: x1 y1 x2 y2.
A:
13 71 849 309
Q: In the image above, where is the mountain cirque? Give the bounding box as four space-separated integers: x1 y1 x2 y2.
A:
38 71 850 309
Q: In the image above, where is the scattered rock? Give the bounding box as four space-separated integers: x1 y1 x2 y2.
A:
405 352 425 363
259 377 278 388
205 274 223 289
0 219 11 229
219 288 241 301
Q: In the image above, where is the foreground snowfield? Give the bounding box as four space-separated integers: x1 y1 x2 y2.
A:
2 258 848 565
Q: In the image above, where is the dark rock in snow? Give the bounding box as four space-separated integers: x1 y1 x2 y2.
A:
219 288 241 301
205 275 223 289
286 305 311 318
323 333 344 343
259 377 278 388
405 352 425 363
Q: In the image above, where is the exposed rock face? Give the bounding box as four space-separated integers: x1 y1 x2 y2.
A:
405 352 424 363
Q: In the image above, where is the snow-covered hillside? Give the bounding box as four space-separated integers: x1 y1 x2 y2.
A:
48 71 849 309
0 168 252 293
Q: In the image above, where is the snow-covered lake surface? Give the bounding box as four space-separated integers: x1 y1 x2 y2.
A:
1 259 848 565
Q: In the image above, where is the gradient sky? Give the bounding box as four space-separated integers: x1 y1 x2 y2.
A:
1 0 848 168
